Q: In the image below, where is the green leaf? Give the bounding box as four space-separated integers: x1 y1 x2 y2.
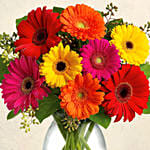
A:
0 57 9 83
143 96 150 114
7 110 21 120
140 62 150 79
50 87 60 95
97 11 103 17
106 18 123 29
16 16 27 28
53 7 64 14
35 94 60 123
53 111 67 140
89 108 111 129
104 18 123 40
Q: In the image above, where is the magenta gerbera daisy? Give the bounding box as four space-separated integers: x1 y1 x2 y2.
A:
0 56 50 114
80 39 121 80
15 7 62 59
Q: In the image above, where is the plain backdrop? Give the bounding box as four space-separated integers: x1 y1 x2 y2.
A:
0 0 150 150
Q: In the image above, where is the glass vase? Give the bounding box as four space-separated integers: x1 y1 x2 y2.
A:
43 119 107 150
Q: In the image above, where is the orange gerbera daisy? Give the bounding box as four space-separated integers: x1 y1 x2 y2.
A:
59 74 105 120
60 4 106 41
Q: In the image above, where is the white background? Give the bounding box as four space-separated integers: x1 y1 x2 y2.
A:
0 0 150 150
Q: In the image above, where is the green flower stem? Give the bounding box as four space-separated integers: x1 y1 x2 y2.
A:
79 122 89 137
76 142 82 150
81 122 95 150
75 121 89 149
70 132 76 150
64 132 71 150
80 136 91 150
85 122 95 141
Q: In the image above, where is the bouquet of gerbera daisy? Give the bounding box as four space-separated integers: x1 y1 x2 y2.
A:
0 3 150 150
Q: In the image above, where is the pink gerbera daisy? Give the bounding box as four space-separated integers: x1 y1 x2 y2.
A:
0 56 50 114
80 39 121 80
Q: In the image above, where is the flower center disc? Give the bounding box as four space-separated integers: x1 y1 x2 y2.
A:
32 28 48 45
126 41 133 49
77 90 87 101
78 92 84 99
77 22 86 29
96 57 102 64
21 77 34 94
115 82 132 103
56 61 66 72
90 53 104 69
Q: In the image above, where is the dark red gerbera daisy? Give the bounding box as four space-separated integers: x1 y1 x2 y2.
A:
101 64 149 122
15 7 62 59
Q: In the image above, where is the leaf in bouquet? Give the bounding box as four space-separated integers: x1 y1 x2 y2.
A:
140 62 150 79
35 94 60 123
0 57 9 83
105 18 123 40
53 7 64 14
106 18 123 29
7 110 21 120
53 111 67 139
89 108 111 129
50 87 60 95
97 11 104 17
143 96 150 114
16 16 27 27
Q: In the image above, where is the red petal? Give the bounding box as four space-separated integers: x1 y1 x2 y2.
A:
128 100 143 115
118 64 131 80
35 7 42 27
27 10 40 29
46 36 61 48
131 96 148 109
112 71 120 86
17 20 35 38
123 104 135 122
20 44 41 59
41 44 48 54
46 13 61 35
15 38 32 47
114 104 123 122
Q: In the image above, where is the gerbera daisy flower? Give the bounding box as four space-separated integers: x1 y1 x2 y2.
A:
102 64 149 122
59 73 105 120
40 42 82 88
15 7 62 59
111 25 149 66
0 56 50 114
80 39 121 81
60 4 106 41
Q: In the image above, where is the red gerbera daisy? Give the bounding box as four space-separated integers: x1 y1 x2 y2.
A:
15 7 62 59
102 64 149 122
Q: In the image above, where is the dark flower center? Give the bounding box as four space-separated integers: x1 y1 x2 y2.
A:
115 83 132 103
26 81 32 89
56 61 66 72
32 28 48 45
90 52 105 69
126 41 133 49
21 77 34 94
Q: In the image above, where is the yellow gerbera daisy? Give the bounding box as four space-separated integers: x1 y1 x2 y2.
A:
111 24 149 66
40 43 82 88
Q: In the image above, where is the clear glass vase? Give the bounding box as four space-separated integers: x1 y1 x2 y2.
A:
43 120 107 150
